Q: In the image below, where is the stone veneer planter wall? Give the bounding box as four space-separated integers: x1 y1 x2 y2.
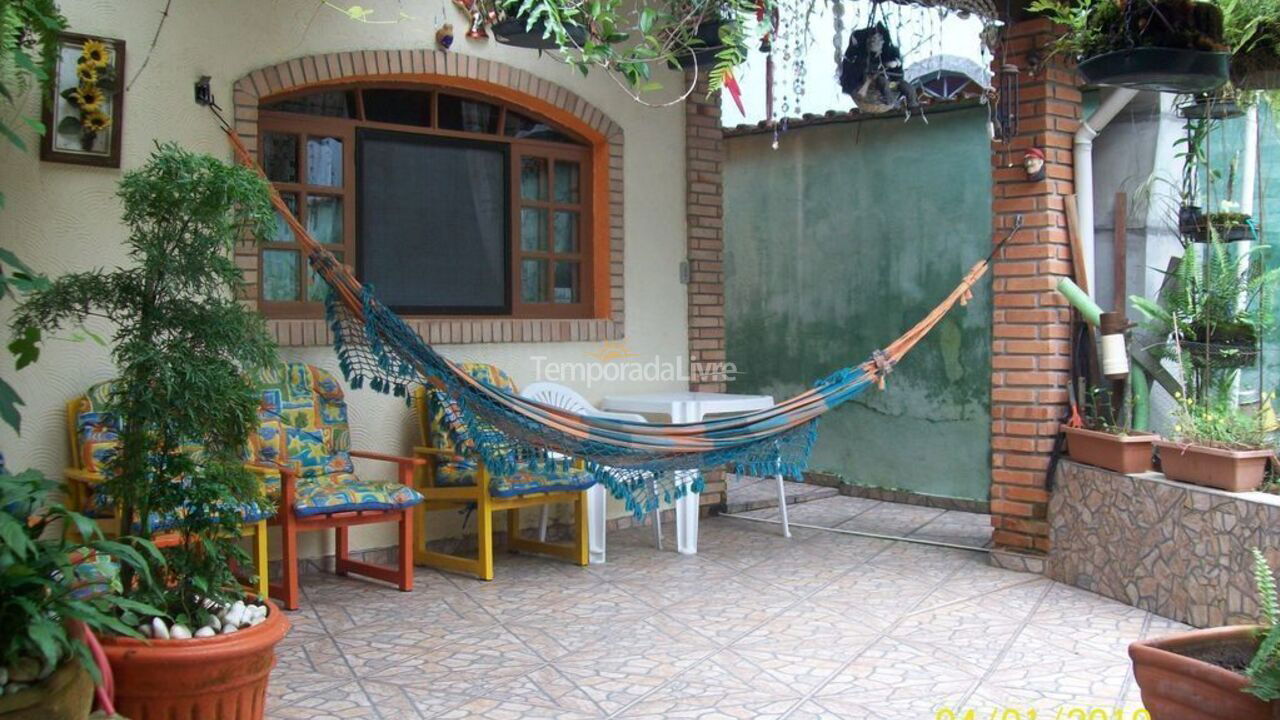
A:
1048 459 1280 628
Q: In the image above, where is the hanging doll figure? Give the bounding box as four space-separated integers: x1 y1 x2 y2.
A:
839 22 920 118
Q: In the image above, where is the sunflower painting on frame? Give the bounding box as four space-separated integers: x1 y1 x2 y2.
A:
41 32 125 167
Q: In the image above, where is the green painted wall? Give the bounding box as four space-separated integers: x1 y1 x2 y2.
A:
723 107 993 502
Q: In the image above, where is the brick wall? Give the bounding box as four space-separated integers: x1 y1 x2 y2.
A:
685 70 728 510
989 18 1082 555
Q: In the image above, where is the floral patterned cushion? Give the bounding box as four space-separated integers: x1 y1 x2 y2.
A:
253 363 355 478
436 460 598 497
290 472 424 517
423 363 518 475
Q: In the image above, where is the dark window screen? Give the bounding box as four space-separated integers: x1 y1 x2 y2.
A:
357 129 509 313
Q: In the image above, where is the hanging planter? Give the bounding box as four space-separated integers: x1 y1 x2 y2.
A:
1079 47 1230 94
491 18 587 50
1037 0 1231 94
676 19 727 70
1231 25 1280 90
1177 92 1246 121
1183 211 1256 243
1179 322 1260 369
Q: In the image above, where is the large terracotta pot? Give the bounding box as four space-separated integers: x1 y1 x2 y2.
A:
1063 426 1158 474
0 660 94 720
1155 440 1275 492
99 599 289 720
1130 625 1276 720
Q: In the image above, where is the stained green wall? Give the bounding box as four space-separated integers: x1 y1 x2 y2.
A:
723 107 993 502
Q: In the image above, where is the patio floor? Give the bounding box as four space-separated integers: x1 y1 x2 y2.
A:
267 496 1184 719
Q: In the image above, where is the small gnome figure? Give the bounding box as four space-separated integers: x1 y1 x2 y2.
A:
436 23 455 50
1024 147 1046 182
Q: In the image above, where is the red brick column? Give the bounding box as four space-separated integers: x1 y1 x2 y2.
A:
685 70 728 510
989 18 1082 560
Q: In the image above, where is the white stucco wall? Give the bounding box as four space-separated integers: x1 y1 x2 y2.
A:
0 0 690 558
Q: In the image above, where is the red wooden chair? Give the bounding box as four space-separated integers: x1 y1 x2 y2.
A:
250 362 425 610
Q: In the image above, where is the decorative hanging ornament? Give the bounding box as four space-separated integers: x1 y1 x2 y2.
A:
839 22 920 118
994 63 1019 142
436 23 455 50
453 0 488 38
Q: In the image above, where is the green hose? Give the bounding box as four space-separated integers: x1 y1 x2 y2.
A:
1130 363 1150 431
1055 278 1102 326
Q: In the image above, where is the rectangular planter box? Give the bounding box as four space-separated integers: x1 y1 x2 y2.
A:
1062 425 1158 474
1155 440 1274 493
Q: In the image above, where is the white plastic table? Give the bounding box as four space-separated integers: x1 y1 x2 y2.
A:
600 391 785 554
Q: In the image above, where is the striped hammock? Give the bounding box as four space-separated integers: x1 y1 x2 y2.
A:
226 129 1004 516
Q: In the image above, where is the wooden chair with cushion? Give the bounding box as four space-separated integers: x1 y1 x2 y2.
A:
65 381 270 600
249 362 425 610
412 363 595 581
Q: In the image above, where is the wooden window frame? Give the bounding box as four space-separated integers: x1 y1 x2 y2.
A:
257 83 596 320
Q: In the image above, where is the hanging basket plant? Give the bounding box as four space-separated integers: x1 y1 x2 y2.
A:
491 16 587 50
1226 13 1280 90
1032 0 1231 94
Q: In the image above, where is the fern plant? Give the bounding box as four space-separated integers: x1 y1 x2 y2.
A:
1246 547 1280 701
1130 238 1279 400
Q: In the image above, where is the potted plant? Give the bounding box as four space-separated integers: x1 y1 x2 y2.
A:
1132 238 1277 397
0 469 158 720
1154 393 1274 491
1223 0 1280 89
1063 386 1159 474
491 0 588 50
10 143 289 720
1031 0 1231 94
1130 548 1280 718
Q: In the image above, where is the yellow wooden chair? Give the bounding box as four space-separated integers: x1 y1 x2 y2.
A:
412 363 594 580
65 382 270 600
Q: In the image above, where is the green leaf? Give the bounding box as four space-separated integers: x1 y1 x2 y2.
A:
639 8 655 33
0 512 34 559
57 116 83 135
9 326 42 370
0 121 27 152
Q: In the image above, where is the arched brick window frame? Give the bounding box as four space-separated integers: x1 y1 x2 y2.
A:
231 51 625 346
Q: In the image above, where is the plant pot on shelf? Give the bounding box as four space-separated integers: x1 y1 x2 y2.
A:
99 599 289 720
1154 440 1274 492
1062 425 1158 474
0 659 94 720
1078 47 1230 94
491 18 587 50
1130 625 1276 720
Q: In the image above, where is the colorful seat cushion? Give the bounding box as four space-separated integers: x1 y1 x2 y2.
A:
292 472 424 517
436 460 598 497
423 362 518 473
253 363 354 478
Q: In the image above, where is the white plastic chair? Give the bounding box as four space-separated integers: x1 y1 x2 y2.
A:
519 382 661 563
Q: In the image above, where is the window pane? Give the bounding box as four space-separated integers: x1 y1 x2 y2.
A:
437 94 499 133
361 89 431 126
306 195 343 245
272 193 299 244
306 136 343 187
262 90 356 118
358 129 508 312
521 157 547 201
554 161 580 203
554 262 580 303
262 133 298 183
262 250 300 301
503 111 579 144
307 252 339 302
522 259 548 303
521 208 547 251
553 210 578 252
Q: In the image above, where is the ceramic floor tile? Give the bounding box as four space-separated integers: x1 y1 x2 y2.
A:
264 497 1166 720
733 495 882 527
835 503 946 537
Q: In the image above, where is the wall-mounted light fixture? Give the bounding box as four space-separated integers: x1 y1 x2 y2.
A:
194 76 215 107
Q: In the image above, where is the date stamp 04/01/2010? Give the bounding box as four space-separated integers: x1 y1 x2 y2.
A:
935 709 1150 720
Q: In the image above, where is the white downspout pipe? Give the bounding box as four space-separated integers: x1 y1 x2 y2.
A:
1241 104 1259 216
1073 88 1140 299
